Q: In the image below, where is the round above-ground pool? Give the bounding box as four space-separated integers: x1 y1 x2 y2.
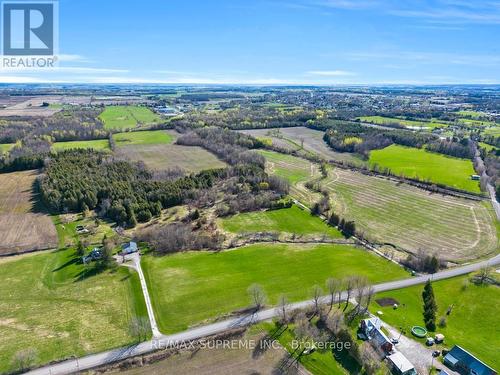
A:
411 326 427 338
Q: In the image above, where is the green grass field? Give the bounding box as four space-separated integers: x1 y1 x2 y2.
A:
99 105 162 130
113 130 174 146
359 116 448 129
456 110 488 119
220 205 342 238
256 150 314 184
0 143 14 154
142 243 409 333
479 142 497 153
371 275 499 371
369 144 480 193
0 247 148 373
51 139 110 152
483 126 500 137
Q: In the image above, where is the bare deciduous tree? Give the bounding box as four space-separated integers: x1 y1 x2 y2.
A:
344 276 356 311
276 294 290 325
248 283 267 310
326 277 339 313
311 285 324 318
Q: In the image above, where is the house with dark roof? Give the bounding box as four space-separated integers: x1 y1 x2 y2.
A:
444 346 497 375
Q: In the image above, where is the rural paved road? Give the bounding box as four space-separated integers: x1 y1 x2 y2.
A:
25 253 500 375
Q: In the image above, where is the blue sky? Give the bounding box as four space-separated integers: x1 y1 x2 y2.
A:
1 0 500 84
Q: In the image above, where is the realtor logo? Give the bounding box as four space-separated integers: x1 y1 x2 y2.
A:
1 0 58 67
2 1 54 55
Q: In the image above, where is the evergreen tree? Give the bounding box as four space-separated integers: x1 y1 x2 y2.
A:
422 280 437 331
76 241 85 257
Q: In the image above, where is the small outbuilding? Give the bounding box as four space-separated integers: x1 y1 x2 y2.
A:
387 352 417 375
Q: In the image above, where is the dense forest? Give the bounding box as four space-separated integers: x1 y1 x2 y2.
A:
39 150 223 226
0 109 107 144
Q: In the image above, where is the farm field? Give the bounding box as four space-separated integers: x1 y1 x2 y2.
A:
358 116 448 129
483 126 500 137
479 142 497 152
371 275 499 371
142 243 409 333
220 205 342 237
116 143 226 172
369 144 480 193
257 149 315 184
113 130 174 146
0 247 148 373
0 170 58 255
119 325 292 375
255 149 323 206
0 143 14 154
98 105 162 130
242 127 364 165
51 139 110 152
321 168 498 262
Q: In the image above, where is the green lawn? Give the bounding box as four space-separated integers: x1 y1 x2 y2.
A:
51 139 110 152
359 116 448 129
483 126 500 137
370 275 499 371
0 143 14 154
220 205 342 238
0 247 148 373
99 105 162 130
479 142 497 153
113 130 174 146
256 149 314 184
369 144 480 193
142 243 409 333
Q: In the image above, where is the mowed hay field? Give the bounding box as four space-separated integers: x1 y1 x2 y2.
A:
51 139 110 152
98 105 162 130
257 150 497 262
369 144 481 193
0 170 58 255
117 144 226 172
143 243 408 333
242 127 364 165
113 129 174 146
256 149 323 206
0 248 147 373
323 168 498 262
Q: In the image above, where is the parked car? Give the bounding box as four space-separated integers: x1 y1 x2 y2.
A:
75 225 89 234
426 337 435 346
